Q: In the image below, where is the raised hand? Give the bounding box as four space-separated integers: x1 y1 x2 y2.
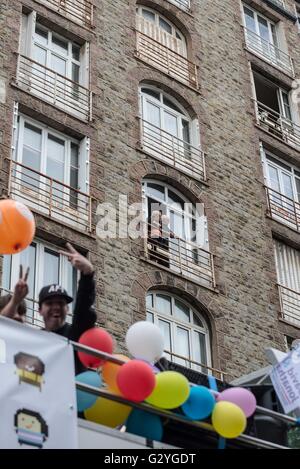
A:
12 265 29 304
59 243 94 275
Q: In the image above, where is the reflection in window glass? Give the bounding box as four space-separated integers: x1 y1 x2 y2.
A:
156 294 171 315
174 299 190 322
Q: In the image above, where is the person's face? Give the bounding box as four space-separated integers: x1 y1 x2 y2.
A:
39 296 68 331
17 413 41 433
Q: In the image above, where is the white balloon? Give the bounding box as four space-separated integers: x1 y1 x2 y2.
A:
126 321 164 363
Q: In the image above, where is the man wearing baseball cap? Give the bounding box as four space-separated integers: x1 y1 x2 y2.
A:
39 243 96 373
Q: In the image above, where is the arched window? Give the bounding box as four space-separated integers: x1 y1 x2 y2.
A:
135 7 198 88
136 6 187 56
143 180 214 288
140 87 205 181
146 291 211 372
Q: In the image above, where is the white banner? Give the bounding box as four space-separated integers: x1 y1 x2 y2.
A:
270 343 300 414
0 317 78 449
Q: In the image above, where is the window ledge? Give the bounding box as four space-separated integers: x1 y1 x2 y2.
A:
262 0 297 21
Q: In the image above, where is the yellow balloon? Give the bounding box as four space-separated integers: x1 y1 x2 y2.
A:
212 401 246 439
102 354 130 393
84 390 131 428
146 371 190 409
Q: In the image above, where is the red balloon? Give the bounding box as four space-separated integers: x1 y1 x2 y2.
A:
116 360 156 403
78 328 113 368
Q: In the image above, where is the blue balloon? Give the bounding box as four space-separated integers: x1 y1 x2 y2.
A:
126 409 163 441
76 371 102 412
181 386 215 420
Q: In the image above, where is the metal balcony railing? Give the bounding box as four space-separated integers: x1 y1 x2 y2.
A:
278 284 300 327
164 350 225 381
35 0 94 28
166 0 190 11
254 100 300 150
145 223 215 289
265 186 300 231
140 119 206 182
8 160 93 234
244 27 294 76
136 31 198 89
16 55 92 122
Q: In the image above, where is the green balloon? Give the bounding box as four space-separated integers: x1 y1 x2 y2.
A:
146 371 190 409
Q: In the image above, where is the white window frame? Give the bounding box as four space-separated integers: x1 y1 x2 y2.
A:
242 4 278 47
21 12 90 88
143 179 208 250
15 113 89 194
146 291 212 371
140 86 200 148
2 239 78 326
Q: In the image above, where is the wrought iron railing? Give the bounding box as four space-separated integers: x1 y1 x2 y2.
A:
145 224 215 288
254 100 300 150
8 160 93 234
265 186 300 231
244 27 294 76
164 350 225 381
140 119 206 182
16 55 92 122
34 0 94 28
166 0 190 11
278 284 300 327
136 31 198 89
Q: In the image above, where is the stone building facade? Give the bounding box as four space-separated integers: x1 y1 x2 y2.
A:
1 0 300 381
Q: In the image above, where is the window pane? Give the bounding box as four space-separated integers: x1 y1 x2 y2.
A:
43 249 59 285
159 18 172 34
20 244 37 324
51 54 66 76
33 45 47 66
147 311 154 322
170 210 184 238
72 63 80 83
281 173 293 199
281 92 292 121
168 189 184 210
22 124 42 188
141 9 155 22
163 97 181 113
295 178 300 202
156 294 171 315
70 143 79 207
146 294 153 309
243 7 255 32
158 319 171 351
193 331 208 367
174 299 190 322
145 102 160 127
35 25 48 45
164 111 178 137
72 44 80 61
46 134 65 182
175 327 190 366
267 165 280 192
257 16 270 42
2 255 12 292
193 313 204 328
52 34 68 55
146 183 165 201
141 88 160 100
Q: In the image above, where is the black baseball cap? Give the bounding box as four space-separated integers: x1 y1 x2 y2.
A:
39 285 73 306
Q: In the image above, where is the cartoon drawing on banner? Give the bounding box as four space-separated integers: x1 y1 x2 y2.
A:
14 352 45 391
14 408 49 449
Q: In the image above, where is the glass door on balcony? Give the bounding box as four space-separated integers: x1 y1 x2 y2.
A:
243 6 279 63
141 88 192 168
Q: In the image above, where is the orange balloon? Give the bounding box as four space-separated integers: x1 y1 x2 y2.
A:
0 200 35 254
102 354 130 393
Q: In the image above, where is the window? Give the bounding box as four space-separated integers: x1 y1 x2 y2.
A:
243 5 279 49
143 180 214 287
261 146 300 229
140 87 204 180
147 292 211 372
10 111 91 232
136 6 187 56
274 240 300 326
18 12 91 120
2 240 78 327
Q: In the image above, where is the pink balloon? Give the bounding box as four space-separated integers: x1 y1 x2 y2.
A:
217 388 256 417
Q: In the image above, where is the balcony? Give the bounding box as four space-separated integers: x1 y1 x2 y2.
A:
16 55 92 122
265 186 300 231
8 160 93 234
278 284 300 327
136 31 198 89
255 101 300 150
140 119 206 182
166 0 190 11
35 0 94 28
164 350 226 381
244 27 294 76
145 226 215 289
